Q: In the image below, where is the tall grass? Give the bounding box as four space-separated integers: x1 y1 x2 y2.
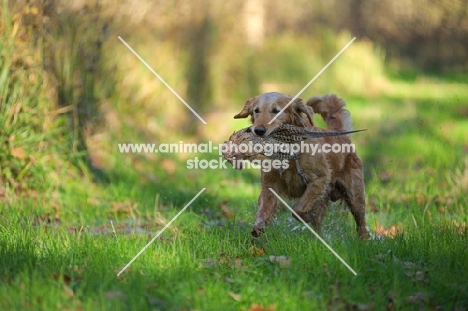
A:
0 3 52 193
42 0 111 178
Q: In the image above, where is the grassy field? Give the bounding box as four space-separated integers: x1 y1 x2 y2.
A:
1 87 468 310
1 3 468 310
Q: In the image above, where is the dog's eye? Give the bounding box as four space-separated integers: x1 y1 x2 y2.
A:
254 107 259 113
272 107 280 114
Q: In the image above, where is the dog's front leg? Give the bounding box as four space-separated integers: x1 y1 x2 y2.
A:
292 174 330 233
252 186 278 238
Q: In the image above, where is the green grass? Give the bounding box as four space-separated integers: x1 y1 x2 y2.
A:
1 205 467 310
2 89 468 310
1 2 468 310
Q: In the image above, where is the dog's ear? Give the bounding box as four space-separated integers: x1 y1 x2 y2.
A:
292 98 314 126
234 97 256 119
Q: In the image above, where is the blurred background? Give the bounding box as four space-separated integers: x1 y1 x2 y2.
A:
0 0 467 224
1 2 468 308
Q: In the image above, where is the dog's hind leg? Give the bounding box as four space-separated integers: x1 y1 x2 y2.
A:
338 158 368 239
348 175 368 239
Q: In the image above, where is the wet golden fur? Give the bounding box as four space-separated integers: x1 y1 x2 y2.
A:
234 92 367 238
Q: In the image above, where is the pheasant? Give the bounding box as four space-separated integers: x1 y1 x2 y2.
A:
222 124 365 184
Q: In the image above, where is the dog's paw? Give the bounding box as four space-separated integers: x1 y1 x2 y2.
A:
251 227 265 238
358 226 370 240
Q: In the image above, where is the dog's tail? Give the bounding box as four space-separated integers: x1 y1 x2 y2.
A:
307 94 352 132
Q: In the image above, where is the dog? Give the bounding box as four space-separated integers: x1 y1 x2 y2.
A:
233 92 367 239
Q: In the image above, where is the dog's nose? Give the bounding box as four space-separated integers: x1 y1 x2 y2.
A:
254 126 266 136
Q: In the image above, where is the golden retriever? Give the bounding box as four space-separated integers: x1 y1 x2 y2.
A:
233 92 367 239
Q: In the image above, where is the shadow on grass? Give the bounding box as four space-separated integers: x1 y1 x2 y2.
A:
360 96 468 181
98 149 261 227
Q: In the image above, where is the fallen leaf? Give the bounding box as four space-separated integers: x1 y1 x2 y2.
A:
413 271 426 282
228 291 242 301
416 194 426 205
219 252 228 264
235 255 243 268
10 147 26 159
53 273 72 285
108 200 138 215
248 246 266 257
327 283 374 311
402 261 416 269
219 200 234 218
146 295 165 308
200 258 217 268
323 263 332 277
87 197 101 206
269 255 291 267
405 269 428 283
374 220 401 238
396 194 410 203
451 221 468 234
144 284 158 291
368 201 379 213
386 295 395 311
62 284 74 298
379 171 391 183
407 292 429 304
224 276 234 283
32 213 61 227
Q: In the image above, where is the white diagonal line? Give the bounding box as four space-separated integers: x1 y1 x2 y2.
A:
269 37 356 124
268 188 357 275
117 188 206 276
118 36 207 125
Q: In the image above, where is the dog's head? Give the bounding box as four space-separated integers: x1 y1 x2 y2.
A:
233 92 314 136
